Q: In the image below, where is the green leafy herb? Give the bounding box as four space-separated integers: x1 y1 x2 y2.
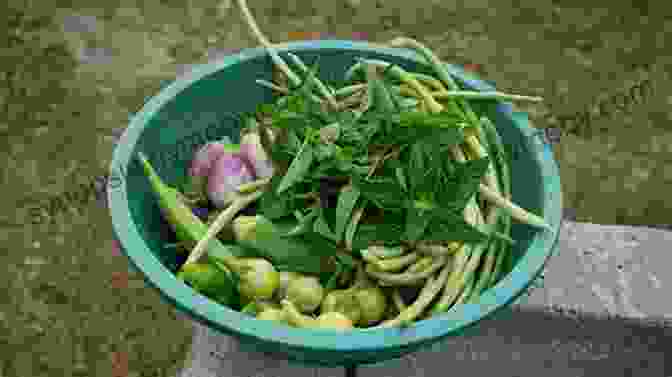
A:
237 216 332 274
404 205 433 243
314 207 338 242
259 175 297 219
277 136 315 194
351 222 405 251
423 210 489 244
354 176 406 212
335 186 361 242
435 157 490 210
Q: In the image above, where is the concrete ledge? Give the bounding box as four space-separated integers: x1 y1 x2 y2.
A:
176 221 672 377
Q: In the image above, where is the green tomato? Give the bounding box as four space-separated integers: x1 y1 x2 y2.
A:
285 276 325 314
355 286 388 326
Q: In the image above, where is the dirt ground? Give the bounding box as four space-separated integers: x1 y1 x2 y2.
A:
1 0 670 376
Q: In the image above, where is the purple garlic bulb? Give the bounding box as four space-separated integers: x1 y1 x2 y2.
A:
240 129 275 179
207 152 255 208
188 141 237 178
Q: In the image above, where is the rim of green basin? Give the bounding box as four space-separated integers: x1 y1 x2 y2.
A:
109 40 563 354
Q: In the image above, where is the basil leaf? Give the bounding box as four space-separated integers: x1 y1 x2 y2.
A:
259 175 297 219
436 157 490 210
335 186 360 242
314 207 338 242
351 222 405 251
424 210 489 244
277 140 315 194
237 218 330 274
404 205 434 243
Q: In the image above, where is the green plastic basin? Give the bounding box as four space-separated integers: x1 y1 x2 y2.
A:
108 40 562 367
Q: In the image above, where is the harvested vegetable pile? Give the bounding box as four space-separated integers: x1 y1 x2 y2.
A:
137 0 549 330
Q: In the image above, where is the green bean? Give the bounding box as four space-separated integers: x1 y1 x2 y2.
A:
480 115 513 288
414 241 460 257
488 218 511 288
367 256 447 286
346 59 444 113
411 72 446 91
254 79 323 103
429 189 489 315
406 256 435 274
187 190 263 265
368 245 406 259
386 37 460 91
334 83 367 98
479 183 550 230
456 273 477 305
468 209 503 300
236 0 301 87
360 248 381 265
373 252 420 272
378 263 452 327
363 60 397 114
434 91 543 102
286 52 338 109
391 289 407 312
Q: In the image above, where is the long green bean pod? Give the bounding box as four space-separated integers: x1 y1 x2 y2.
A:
480 115 514 288
391 289 407 312
378 262 452 327
386 37 510 202
479 183 549 230
411 73 446 91
186 190 263 265
286 52 338 109
489 215 512 288
373 252 420 272
455 273 476 305
433 91 543 102
236 0 301 86
346 59 444 113
368 245 406 259
334 83 367 98
367 256 448 286
254 79 323 103
414 241 460 257
468 208 504 300
406 256 435 274
429 189 487 314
